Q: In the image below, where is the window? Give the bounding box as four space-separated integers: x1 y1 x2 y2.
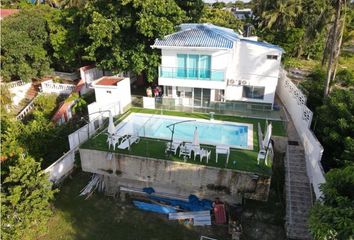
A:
267 55 278 60
177 54 211 79
242 86 265 99
214 89 225 101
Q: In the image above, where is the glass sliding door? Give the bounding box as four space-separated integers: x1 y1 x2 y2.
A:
194 88 202 107
187 55 198 79
177 54 187 78
199 55 211 79
202 89 211 107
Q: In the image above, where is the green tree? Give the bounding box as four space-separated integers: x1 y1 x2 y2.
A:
323 0 348 97
47 8 87 72
175 0 204 22
199 7 242 31
83 0 186 82
309 166 354 240
0 7 52 82
1 155 57 240
212 1 226 9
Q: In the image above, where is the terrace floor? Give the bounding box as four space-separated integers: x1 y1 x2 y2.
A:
80 108 287 176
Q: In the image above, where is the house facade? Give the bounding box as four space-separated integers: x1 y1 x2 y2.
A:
152 23 283 108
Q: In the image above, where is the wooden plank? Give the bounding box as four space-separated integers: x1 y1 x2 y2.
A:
193 215 212 226
169 211 210 220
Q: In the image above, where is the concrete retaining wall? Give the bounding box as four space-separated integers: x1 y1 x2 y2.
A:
79 149 271 203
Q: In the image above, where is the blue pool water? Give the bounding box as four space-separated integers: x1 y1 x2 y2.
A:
119 114 250 148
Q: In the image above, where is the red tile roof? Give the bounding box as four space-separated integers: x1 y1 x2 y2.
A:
0 9 19 19
52 101 73 122
80 65 96 71
95 76 124 86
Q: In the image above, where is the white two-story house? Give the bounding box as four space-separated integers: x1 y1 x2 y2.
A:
151 23 283 108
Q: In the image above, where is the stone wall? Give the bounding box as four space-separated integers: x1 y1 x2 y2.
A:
79 149 271 203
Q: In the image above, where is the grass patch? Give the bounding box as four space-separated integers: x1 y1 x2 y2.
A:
24 172 204 240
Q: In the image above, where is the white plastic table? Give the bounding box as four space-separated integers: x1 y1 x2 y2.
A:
216 145 230 164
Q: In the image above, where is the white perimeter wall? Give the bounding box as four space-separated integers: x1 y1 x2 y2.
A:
277 69 325 199
45 113 105 183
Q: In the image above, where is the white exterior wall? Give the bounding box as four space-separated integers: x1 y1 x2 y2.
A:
89 78 131 121
94 78 131 108
158 42 282 105
159 48 231 89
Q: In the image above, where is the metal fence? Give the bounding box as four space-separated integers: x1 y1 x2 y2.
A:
132 95 287 122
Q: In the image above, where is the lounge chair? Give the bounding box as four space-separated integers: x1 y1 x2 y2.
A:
165 140 182 155
117 135 140 150
107 134 128 150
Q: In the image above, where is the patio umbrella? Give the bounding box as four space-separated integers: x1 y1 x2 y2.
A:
107 112 115 135
193 127 199 146
263 123 272 148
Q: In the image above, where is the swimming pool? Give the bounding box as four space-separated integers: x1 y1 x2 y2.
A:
116 113 253 149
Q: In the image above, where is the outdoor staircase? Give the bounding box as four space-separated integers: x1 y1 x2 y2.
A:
13 82 41 119
284 145 313 240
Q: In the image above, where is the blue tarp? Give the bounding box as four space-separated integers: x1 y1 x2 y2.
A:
133 201 177 214
148 194 213 212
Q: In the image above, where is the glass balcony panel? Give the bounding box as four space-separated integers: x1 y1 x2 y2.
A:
159 67 224 81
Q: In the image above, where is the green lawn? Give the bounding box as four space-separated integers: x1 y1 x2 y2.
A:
24 172 208 240
81 108 283 176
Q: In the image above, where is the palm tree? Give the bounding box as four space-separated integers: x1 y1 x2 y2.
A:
323 0 347 98
260 0 302 31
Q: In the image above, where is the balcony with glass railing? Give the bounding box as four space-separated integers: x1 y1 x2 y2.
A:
159 66 225 82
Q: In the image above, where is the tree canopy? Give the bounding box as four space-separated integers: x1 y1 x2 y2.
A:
199 7 242 31
82 0 186 82
0 7 53 82
1 154 57 240
309 165 354 240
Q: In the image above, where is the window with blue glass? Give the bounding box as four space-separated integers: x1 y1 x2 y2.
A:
176 54 211 79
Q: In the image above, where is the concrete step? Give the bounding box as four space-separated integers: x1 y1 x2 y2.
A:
286 194 312 203
287 226 312 240
286 216 309 225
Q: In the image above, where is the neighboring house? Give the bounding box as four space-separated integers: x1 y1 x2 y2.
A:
151 23 283 108
233 8 253 20
87 76 131 121
0 9 19 20
52 79 86 125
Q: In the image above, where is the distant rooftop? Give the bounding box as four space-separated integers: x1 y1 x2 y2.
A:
95 76 124 86
0 9 19 20
152 23 283 52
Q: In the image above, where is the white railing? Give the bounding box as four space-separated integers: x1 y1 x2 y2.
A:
41 80 76 95
2 80 27 88
44 149 76 183
45 112 106 183
16 94 39 120
277 69 325 199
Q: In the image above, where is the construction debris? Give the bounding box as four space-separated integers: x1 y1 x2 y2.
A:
79 174 104 199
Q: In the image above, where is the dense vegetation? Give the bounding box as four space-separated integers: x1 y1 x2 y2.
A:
252 1 354 239
0 0 353 239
